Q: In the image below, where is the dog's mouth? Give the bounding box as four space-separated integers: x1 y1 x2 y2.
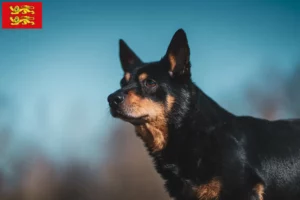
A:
110 109 148 125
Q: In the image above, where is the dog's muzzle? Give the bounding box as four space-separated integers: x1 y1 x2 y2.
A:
107 89 125 109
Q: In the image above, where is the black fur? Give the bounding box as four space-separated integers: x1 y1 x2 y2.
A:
108 29 300 200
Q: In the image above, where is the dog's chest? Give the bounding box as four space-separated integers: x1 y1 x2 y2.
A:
153 153 221 200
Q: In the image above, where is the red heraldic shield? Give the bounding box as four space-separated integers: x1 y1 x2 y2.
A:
2 2 42 29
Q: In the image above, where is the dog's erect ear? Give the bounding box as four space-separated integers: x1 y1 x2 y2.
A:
164 29 191 79
119 39 143 72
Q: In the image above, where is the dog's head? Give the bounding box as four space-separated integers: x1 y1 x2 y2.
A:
108 29 192 127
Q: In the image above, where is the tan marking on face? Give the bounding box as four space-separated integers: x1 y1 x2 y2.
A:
166 95 175 112
194 178 221 200
125 72 131 82
125 91 168 152
138 73 148 82
168 54 176 72
254 183 264 200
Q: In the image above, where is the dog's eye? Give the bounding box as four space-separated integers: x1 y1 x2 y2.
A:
144 79 157 88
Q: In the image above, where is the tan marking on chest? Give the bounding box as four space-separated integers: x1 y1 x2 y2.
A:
135 119 167 152
254 183 264 200
194 178 221 200
125 91 175 152
135 104 168 152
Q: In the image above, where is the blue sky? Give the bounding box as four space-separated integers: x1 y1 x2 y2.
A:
0 0 299 167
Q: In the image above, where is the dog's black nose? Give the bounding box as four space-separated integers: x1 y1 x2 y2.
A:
107 91 124 107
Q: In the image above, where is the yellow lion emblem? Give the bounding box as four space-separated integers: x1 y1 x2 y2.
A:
10 5 35 15
10 16 35 26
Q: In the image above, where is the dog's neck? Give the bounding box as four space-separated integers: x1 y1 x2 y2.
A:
190 84 234 128
169 83 234 133
146 84 233 195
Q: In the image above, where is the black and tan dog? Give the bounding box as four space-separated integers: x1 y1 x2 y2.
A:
107 29 300 200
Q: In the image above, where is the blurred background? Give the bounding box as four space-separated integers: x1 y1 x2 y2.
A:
0 0 299 199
